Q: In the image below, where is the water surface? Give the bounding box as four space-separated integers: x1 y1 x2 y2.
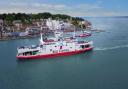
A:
0 17 128 89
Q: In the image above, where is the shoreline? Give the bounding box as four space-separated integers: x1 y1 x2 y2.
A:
0 29 105 41
0 35 40 41
0 29 81 41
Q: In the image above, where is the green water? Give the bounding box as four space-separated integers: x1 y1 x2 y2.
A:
0 17 128 89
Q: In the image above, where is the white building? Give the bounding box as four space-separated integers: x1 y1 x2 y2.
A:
13 20 22 30
0 19 3 26
46 18 72 31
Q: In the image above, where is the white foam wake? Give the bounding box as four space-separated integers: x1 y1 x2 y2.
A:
94 45 128 51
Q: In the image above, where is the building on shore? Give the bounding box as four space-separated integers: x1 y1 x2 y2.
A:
46 18 72 31
13 20 23 31
25 26 41 35
0 19 3 38
0 19 3 25
80 20 92 30
0 18 90 39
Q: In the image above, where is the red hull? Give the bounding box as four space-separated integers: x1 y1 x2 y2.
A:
75 34 91 37
16 47 93 60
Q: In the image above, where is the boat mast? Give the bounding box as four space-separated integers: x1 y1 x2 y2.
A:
73 25 76 38
40 33 44 44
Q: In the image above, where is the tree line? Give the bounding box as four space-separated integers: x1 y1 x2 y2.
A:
0 12 85 26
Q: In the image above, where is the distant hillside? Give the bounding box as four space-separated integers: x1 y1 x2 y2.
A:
0 12 85 22
0 12 87 27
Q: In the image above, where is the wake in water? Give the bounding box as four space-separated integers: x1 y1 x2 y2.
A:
94 44 128 51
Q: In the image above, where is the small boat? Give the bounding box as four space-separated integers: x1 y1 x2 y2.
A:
75 33 91 37
16 33 93 60
75 31 92 37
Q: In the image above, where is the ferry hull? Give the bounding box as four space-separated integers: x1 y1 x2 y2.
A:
16 47 93 60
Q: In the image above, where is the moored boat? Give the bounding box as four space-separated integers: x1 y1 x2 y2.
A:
75 31 92 37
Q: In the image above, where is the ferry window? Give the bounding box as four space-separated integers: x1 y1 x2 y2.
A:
85 45 90 48
81 45 85 49
30 52 32 55
18 53 22 56
55 46 57 47
50 49 52 51
32 51 37 55
40 45 43 48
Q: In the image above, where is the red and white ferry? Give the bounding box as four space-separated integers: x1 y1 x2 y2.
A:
16 33 93 60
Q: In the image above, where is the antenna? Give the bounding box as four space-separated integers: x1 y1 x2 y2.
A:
40 33 43 41
73 26 76 38
40 33 44 44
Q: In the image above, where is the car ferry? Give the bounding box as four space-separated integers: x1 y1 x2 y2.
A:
16 33 93 60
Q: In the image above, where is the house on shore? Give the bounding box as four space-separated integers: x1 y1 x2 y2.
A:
0 19 3 26
80 20 92 29
46 18 73 32
0 19 3 38
25 26 41 35
13 20 23 31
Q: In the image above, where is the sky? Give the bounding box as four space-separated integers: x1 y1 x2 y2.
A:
0 0 128 17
